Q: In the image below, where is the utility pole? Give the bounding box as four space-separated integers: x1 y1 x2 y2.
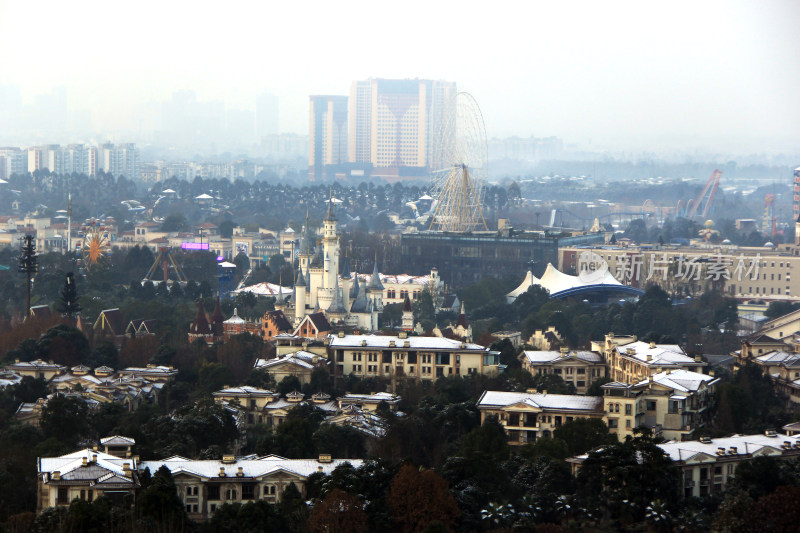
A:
18 235 38 318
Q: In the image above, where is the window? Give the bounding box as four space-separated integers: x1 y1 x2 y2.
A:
608 418 618 428
646 400 657 411
208 486 220 500
242 483 256 500
265 484 277 495
352 352 362 361
225 489 237 500
625 404 632 415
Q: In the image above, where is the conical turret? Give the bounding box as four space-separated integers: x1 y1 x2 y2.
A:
367 257 384 292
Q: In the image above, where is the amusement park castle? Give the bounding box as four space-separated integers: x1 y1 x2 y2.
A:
280 199 385 331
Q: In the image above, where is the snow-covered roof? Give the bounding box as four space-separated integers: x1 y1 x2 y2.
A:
141 456 362 479
233 282 292 297
254 351 320 370
39 448 137 478
351 272 431 287
6 359 66 371
658 433 800 462
633 369 718 393
328 334 486 351
616 341 697 366
477 391 604 412
101 435 136 446
521 350 603 364
213 386 279 397
756 351 800 365
339 392 400 405
0 371 23 388
195 193 213 199
507 263 626 303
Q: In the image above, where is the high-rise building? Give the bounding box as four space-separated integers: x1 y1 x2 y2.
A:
0 147 25 179
348 78 456 180
308 95 348 181
101 143 139 179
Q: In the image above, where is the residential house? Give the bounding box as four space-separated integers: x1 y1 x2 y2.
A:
337 392 401 411
519 348 606 394
261 310 294 340
253 351 328 385
293 312 332 340
143 454 363 520
477 390 605 445
328 332 499 383
37 447 140 511
602 369 719 442
567 432 800 498
597 335 706 385
4 359 66 380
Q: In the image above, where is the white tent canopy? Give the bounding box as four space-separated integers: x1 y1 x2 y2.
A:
506 263 623 303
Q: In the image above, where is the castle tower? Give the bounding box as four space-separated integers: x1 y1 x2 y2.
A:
275 273 286 311
402 295 414 331
340 255 352 312
317 194 340 310
322 195 339 290
367 256 384 312
294 266 307 323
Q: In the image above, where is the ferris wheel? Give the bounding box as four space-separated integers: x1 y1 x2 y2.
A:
80 219 110 270
428 92 488 232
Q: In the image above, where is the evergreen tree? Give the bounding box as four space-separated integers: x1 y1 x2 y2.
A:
56 272 81 317
17 234 38 316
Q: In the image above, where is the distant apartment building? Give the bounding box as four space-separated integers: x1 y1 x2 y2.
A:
101 143 139 179
559 244 800 301
308 95 348 181
348 78 456 181
4 143 128 177
0 147 26 179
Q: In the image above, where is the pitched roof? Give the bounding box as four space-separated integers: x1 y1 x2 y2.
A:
189 301 211 335
477 390 604 412
521 350 603 364
330 334 485 351
264 310 293 332
96 308 124 335
142 456 362 480
633 369 718 393
306 312 332 333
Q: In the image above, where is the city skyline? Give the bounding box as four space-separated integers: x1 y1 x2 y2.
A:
1 1 798 156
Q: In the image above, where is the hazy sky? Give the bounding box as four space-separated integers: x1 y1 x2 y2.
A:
1 0 798 154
